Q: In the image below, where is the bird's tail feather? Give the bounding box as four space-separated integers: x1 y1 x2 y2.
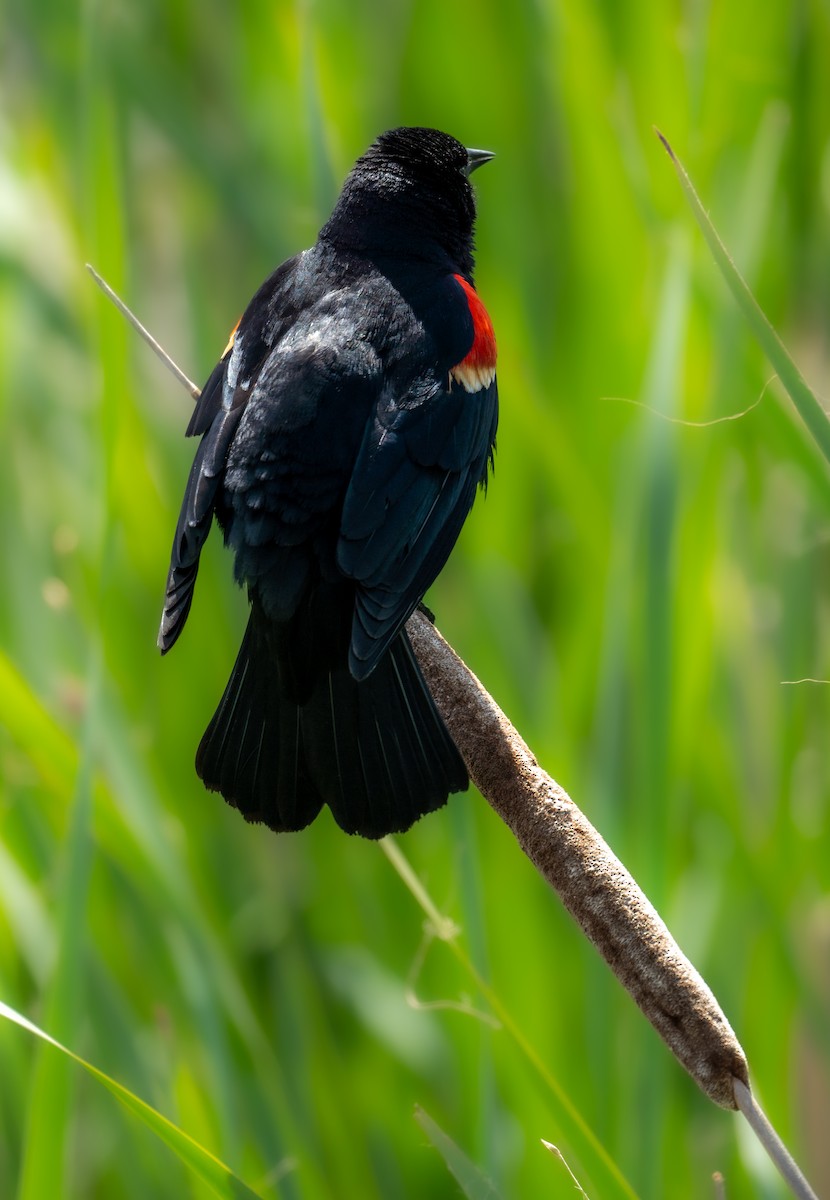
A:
195 611 323 831
196 607 467 837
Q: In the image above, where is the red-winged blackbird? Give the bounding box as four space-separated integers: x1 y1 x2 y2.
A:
159 127 498 838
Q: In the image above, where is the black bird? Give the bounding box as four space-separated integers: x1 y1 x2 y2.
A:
159 127 498 837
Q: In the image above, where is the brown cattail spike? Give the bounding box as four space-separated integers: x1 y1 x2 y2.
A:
407 609 748 1110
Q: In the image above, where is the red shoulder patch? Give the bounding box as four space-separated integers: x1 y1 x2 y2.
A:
450 275 497 393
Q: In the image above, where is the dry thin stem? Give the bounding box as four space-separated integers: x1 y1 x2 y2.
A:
541 1140 591 1198
602 387 766 427
86 264 201 399
733 1080 819 1200
91 267 819 1200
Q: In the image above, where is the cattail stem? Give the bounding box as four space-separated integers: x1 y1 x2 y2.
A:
733 1080 819 1200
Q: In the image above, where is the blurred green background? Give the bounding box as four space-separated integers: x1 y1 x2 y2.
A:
2 0 829 1196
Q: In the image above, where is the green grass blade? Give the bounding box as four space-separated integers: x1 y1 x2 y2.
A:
1 1001 265 1200
414 1106 504 1200
656 128 830 466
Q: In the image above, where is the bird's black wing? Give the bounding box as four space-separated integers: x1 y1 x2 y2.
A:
337 277 498 680
158 397 246 654
158 258 302 652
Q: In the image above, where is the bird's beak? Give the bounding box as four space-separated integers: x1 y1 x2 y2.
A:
465 147 495 176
